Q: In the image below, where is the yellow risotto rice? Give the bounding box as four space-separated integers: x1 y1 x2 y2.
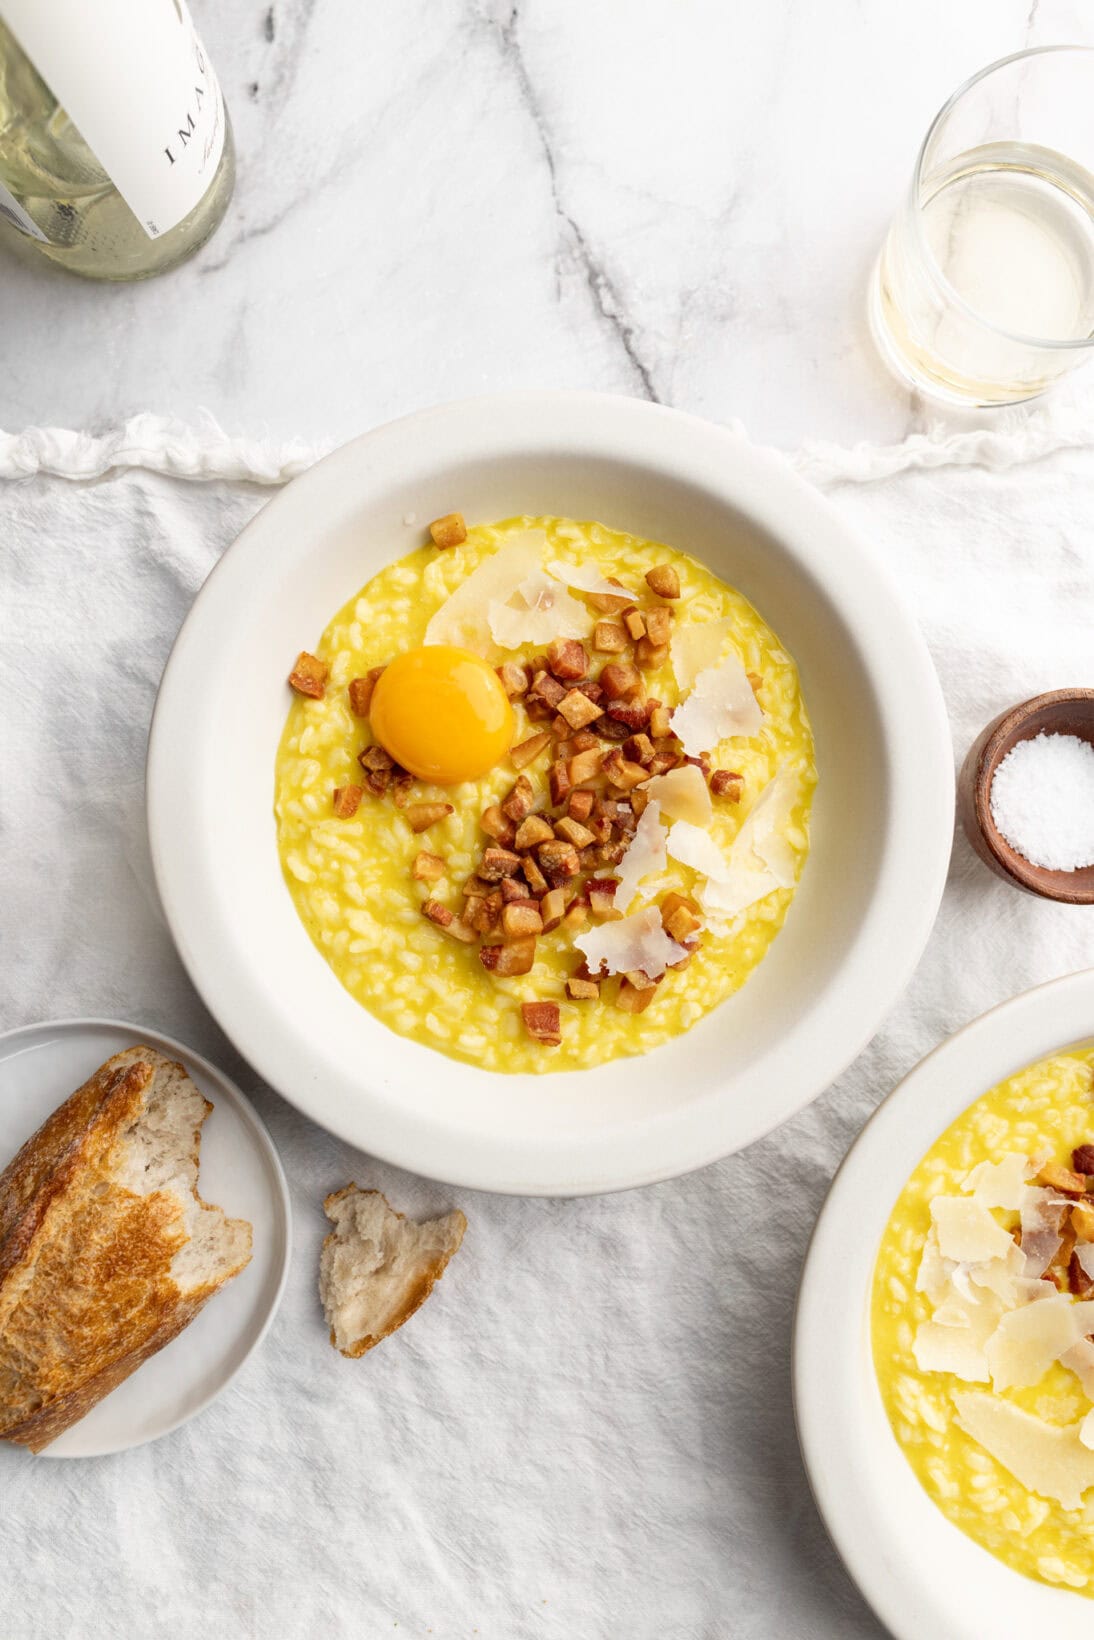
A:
274 514 815 1073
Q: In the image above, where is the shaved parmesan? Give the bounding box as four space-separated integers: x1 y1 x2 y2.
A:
1078 1243 1094 1283
642 765 713 828
614 800 667 912
698 770 803 921
916 1231 957 1304
913 1322 993 1382
546 560 631 599
930 1197 1015 1265
574 905 688 982
488 571 587 648
670 645 763 756
666 819 730 882
670 619 732 694
985 1295 1094 1391
962 1152 1034 1212
953 1391 1094 1509
1062 1339 1094 1400
1081 1409 1094 1451
424 533 546 654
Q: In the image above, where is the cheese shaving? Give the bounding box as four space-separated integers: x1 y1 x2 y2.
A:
613 800 667 912
670 644 763 757
641 765 713 828
1077 1243 1094 1282
953 1391 1094 1509
670 619 732 694
666 819 729 882
985 1295 1094 1391
962 1152 1034 1212
698 771 803 922
1081 1408 1094 1451
1019 1187 1071 1277
424 533 546 654
913 1321 994 1383
546 560 631 599
930 1197 1015 1265
1062 1339 1094 1400
573 905 688 982
487 571 587 648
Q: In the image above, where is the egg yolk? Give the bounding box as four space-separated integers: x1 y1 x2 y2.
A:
369 645 514 785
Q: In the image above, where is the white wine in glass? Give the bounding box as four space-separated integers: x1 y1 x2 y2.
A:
0 0 234 281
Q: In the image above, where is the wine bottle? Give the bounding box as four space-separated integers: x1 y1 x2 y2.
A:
0 0 234 281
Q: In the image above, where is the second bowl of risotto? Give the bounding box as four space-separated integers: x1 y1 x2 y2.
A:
148 392 952 1194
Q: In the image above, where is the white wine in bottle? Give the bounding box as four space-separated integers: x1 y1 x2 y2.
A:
0 0 234 281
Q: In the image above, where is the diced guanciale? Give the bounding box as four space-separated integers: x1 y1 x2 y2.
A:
568 747 604 786
502 901 544 938
711 769 743 800
587 880 619 917
585 583 632 614
406 802 454 833
521 854 549 895
521 1001 562 1046
549 758 572 807
479 846 523 881
622 608 646 641
288 651 328 699
554 816 595 850
1072 1144 1094 1174
593 620 628 654
479 936 536 977
429 512 467 549
537 839 581 885
412 851 445 882
501 775 535 823
603 700 650 732
539 887 567 930
645 564 681 599
422 899 453 927
510 732 552 770
481 804 516 844
616 977 658 1014
348 667 385 716
332 784 363 818
644 607 672 647
600 662 641 701
567 789 595 824
634 636 668 671
529 670 566 709
567 976 600 1000
648 704 672 739
500 876 531 903
546 639 588 681
514 814 555 850
562 900 587 930
623 733 655 766
557 689 603 730
660 890 702 943
497 661 530 699
1037 1161 1088 1197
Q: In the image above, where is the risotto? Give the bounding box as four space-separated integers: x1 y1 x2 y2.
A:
275 514 816 1073
873 1047 1094 1595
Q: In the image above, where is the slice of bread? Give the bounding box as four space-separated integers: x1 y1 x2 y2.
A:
0 1047 252 1452
319 1185 465 1358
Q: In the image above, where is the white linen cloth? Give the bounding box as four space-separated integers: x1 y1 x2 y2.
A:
4 409 1094 1640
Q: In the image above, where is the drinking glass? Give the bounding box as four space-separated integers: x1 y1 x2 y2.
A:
870 47 1094 407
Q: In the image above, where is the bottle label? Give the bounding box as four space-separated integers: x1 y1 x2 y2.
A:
0 175 47 240
0 0 225 240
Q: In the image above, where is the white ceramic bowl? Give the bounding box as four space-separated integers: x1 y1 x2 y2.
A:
148 392 953 1195
795 969 1094 1639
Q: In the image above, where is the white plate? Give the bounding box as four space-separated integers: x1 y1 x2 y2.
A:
148 391 954 1195
794 969 1094 1638
0 1019 291 1458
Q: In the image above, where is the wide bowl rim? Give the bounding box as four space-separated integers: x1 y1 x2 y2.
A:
146 390 954 1195
793 967 1094 1639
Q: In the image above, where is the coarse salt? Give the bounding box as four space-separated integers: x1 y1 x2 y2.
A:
989 731 1094 871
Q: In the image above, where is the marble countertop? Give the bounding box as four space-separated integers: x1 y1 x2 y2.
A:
3 0 1094 452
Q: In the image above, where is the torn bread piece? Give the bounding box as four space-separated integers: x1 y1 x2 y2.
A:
319 1185 466 1358
0 1048 252 1453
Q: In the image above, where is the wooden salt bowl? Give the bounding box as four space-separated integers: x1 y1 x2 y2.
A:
957 688 1094 904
